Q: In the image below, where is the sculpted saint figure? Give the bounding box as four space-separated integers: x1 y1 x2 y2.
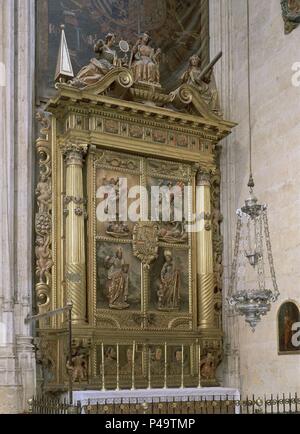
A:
151 347 164 376
105 248 129 310
120 348 142 375
35 236 53 284
66 351 87 383
181 54 218 111
100 346 117 375
170 349 188 376
72 33 118 88
200 352 216 380
131 32 161 84
157 250 180 311
36 174 51 213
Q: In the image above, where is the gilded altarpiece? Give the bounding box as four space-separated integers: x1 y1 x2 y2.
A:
35 61 235 392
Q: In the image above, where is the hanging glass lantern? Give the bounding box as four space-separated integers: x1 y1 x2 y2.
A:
227 176 279 331
227 0 279 331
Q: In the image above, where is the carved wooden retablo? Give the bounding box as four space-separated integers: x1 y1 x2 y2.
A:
34 28 235 392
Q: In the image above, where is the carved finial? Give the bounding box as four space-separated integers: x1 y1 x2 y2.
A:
55 24 74 83
247 172 255 191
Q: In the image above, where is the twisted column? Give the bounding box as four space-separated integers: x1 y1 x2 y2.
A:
196 169 215 329
63 144 87 324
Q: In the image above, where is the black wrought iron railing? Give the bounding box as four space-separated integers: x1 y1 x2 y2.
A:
28 393 300 415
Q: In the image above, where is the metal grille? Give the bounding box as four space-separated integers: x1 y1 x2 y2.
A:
28 393 300 415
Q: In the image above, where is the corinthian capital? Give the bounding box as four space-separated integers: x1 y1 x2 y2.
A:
196 168 213 186
61 142 88 166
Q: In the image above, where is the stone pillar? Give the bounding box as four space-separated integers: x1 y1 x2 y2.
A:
0 0 36 413
63 144 87 324
196 169 215 330
209 0 241 389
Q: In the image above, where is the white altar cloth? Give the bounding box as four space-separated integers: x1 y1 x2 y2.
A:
70 387 240 406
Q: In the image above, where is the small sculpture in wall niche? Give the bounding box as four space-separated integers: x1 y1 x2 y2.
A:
71 33 118 88
131 32 161 85
181 54 219 111
105 248 130 310
157 250 180 311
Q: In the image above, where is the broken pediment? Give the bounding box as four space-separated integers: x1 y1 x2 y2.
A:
54 27 224 122
56 67 223 123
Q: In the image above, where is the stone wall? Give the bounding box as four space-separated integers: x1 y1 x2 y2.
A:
210 0 300 395
0 0 36 413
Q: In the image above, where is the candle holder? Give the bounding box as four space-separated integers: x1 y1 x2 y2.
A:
101 342 105 391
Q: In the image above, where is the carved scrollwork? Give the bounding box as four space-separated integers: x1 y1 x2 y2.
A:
211 147 223 328
132 222 159 269
147 158 190 181
35 111 53 313
118 70 134 88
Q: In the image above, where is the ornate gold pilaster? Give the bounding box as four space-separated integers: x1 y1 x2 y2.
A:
62 143 88 324
196 169 215 330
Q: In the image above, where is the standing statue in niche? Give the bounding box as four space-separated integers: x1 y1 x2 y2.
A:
36 174 52 213
105 247 129 310
157 250 180 311
181 54 219 111
131 32 161 85
71 33 118 88
35 236 53 284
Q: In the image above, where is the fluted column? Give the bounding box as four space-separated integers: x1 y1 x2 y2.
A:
196 169 215 329
63 144 87 324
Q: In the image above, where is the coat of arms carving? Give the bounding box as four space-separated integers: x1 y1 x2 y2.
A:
132 222 159 268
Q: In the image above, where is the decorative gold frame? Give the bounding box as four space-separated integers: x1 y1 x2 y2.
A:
277 299 300 356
